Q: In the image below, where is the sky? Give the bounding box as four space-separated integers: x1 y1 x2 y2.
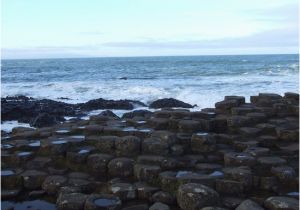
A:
1 0 299 59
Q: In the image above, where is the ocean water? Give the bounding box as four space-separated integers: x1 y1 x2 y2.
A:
1 54 299 109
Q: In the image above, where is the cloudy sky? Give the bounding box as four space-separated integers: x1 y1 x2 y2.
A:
1 0 299 59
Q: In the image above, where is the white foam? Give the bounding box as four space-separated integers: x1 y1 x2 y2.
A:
1 121 33 133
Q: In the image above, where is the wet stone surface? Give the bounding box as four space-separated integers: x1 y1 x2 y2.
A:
1 92 299 210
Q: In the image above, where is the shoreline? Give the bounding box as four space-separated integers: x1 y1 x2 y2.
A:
1 92 299 209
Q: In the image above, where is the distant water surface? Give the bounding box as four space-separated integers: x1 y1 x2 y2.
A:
1 54 299 109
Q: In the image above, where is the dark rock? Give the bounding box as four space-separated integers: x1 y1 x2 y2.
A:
30 113 60 128
149 98 194 109
122 204 149 210
149 202 170 210
108 182 136 201
42 175 68 195
122 110 153 119
21 170 48 190
108 158 135 178
115 136 141 156
264 196 298 210
236 199 264 210
134 164 161 183
56 192 88 210
79 98 145 111
87 153 114 175
177 183 220 210
152 191 175 205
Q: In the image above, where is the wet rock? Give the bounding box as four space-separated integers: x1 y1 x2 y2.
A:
264 196 298 210
200 207 228 210
177 183 220 210
87 154 114 175
239 127 262 137
1 189 21 200
1 96 75 123
68 178 94 193
67 148 93 165
149 202 170 210
244 147 270 157
271 166 296 181
21 169 48 190
108 158 134 178
122 204 149 210
90 136 118 154
122 109 153 119
222 197 244 209
224 152 256 167
215 99 240 112
28 190 46 198
135 182 160 200
1 169 23 190
30 113 59 128
56 192 88 210
178 120 200 133
216 179 244 195
260 176 277 191
257 156 287 167
148 118 169 130
42 175 68 195
115 136 141 156
134 164 161 183
79 98 145 111
108 182 136 201
152 191 175 205
223 167 253 189
191 132 216 153
142 138 169 155
236 199 264 210
84 194 122 210
50 140 69 156
149 98 194 109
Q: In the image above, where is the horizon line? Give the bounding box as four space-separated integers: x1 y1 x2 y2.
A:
1 52 299 61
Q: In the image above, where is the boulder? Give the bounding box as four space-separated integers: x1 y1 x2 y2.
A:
236 199 264 210
30 113 59 127
264 196 298 210
149 202 170 210
79 98 145 111
149 98 194 109
177 183 220 210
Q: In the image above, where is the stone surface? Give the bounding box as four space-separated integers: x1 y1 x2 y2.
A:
177 183 220 210
264 196 299 210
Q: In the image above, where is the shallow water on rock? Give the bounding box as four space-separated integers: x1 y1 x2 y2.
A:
94 198 117 207
17 152 32 156
52 140 67 145
122 127 137 131
78 149 90 154
209 171 224 177
196 132 208 136
2 144 14 149
29 141 41 147
1 170 15 176
1 200 56 210
69 135 85 139
55 130 70 134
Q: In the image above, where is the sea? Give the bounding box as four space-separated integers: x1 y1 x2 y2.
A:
2 54 299 108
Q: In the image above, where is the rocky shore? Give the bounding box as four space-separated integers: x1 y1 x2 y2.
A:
1 92 299 210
